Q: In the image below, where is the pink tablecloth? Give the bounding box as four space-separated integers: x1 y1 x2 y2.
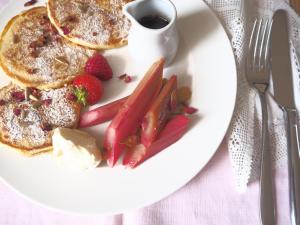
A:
0 0 291 224
0 140 290 225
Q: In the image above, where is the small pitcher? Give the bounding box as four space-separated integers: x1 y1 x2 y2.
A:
123 0 179 67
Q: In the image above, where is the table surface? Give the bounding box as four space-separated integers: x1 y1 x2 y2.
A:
0 0 292 224
0 141 290 225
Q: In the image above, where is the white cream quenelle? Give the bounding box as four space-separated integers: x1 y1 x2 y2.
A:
52 128 102 170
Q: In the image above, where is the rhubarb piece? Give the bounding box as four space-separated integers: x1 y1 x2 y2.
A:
183 105 198 114
123 115 190 168
141 75 177 148
79 96 129 128
169 87 177 111
122 135 140 149
103 58 164 166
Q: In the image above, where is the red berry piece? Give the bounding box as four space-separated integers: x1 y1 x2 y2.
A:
124 75 132 83
73 74 104 105
118 73 133 83
0 100 6 106
29 87 41 98
84 53 113 81
61 26 71 35
41 123 52 132
13 108 21 116
118 74 127 80
66 92 77 101
11 91 25 102
24 0 37 7
42 99 52 106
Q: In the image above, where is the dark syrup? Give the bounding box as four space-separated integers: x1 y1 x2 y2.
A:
138 15 169 29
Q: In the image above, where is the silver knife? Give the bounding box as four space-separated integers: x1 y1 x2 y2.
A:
271 10 300 225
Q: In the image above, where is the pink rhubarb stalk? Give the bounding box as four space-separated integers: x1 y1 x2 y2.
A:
141 75 177 147
123 114 190 168
103 58 165 166
79 96 129 128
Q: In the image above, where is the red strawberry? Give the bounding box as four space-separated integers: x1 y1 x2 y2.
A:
73 74 103 105
85 53 113 81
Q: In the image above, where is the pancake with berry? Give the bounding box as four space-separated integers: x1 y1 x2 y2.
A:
0 83 81 156
0 7 94 90
47 0 132 49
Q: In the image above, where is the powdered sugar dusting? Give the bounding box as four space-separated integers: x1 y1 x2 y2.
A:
2 7 93 84
50 0 132 46
0 85 80 150
1 103 47 147
40 87 78 127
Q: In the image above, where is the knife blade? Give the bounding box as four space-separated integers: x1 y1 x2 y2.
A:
271 9 300 225
271 10 295 109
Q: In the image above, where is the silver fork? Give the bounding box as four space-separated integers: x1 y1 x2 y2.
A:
246 19 276 225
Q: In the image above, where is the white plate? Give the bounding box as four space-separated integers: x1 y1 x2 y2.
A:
0 0 237 215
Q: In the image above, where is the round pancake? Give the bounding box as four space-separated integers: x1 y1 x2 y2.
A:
47 0 132 49
0 83 82 156
0 7 94 90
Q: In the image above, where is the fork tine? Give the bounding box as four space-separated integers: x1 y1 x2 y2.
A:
259 20 268 69
248 19 258 50
246 18 272 85
254 19 263 69
263 20 273 69
247 19 258 69
259 19 272 71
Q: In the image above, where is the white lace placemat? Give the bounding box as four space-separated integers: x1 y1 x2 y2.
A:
204 0 300 192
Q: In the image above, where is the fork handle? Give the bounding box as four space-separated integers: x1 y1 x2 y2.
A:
285 109 300 225
259 92 276 225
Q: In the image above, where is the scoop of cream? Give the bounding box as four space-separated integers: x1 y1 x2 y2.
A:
52 128 102 170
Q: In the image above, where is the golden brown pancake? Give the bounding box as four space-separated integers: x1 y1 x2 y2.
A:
0 7 94 90
0 83 81 156
47 0 132 49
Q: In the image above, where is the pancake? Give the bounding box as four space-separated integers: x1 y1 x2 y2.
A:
0 7 94 90
47 0 132 49
0 83 81 156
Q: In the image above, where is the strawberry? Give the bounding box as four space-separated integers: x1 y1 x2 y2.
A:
73 74 103 105
85 53 113 81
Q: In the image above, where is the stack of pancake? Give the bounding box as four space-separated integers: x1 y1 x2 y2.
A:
0 0 132 155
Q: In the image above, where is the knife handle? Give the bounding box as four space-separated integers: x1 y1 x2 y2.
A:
259 93 276 225
286 109 300 225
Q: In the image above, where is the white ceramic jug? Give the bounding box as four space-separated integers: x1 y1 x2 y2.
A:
123 0 179 67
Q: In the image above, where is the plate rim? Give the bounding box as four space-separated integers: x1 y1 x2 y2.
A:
0 0 237 216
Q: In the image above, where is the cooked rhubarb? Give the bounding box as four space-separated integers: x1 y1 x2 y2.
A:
141 75 177 148
79 96 129 128
103 58 164 166
123 115 190 168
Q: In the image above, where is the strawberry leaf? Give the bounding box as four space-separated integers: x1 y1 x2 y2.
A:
74 87 88 106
